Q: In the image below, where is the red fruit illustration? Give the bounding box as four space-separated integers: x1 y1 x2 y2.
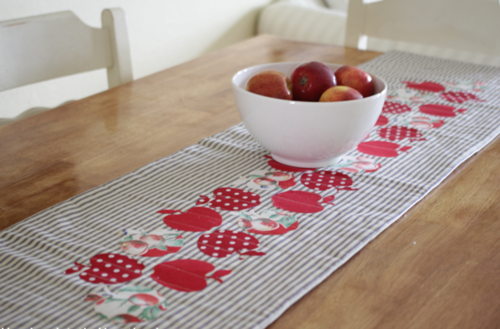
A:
196 187 261 211
239 218 299 235
419 104 466 117
157 207 222 231
382 101 412 114
403 81 445 92
300 171 357 191
375 114 389 126
378 126 426 142
357 141 411 158
64 253 144 284
86 285 168 323
197 230 266 259
440 91 484 103
264 155 316 172
272 190 335 213
151 259 232 292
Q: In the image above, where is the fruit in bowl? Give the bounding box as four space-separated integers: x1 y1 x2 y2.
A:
334 65 375 98
319 86 363 102
246 70 293 100
290 61 336 102
232 62 387 168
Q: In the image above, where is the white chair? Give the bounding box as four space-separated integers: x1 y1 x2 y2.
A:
345 0 500 66
0 8 133 125
258 0 347 47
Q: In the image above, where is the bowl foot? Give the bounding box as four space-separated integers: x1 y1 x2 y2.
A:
271 154 342 169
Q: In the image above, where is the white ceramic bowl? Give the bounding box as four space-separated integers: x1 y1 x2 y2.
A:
232 62 387 168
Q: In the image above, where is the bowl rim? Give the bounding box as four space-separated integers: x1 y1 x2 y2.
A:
232 61 387 106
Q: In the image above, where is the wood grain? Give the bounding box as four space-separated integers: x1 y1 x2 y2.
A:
1 35 499 329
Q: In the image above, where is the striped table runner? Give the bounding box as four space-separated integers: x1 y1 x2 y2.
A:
1 51 500 328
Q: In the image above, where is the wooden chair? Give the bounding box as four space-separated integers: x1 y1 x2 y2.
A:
345 0 500 66
0 8 133 125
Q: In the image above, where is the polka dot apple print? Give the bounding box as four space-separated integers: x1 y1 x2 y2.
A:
197 229 266 259
357 141 411 158
64 253 144 284
382 101 412 115
151 259 232 292
234 169 296 191
440 91 485 104
419 104 467 117
157 206 222 232
378 126 426 142
238 209 298 235
85 285 168 323
403 81 445 93
120 228 184 257
300 171 357 191
264 155 316 172
330 156 382 174
272 190 336 213
196 187 261 211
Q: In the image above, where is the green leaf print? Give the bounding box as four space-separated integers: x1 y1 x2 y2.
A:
279 215 297 229
165 239 184 247
240 212 253 220
118 286 153 294
153 244 168 251
128 305 140 314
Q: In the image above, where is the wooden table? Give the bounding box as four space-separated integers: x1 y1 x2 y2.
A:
1 35 499 329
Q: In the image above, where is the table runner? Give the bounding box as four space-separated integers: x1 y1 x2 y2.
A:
1 51 500 328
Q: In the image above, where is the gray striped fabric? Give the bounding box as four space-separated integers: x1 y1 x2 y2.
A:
1 51 499 328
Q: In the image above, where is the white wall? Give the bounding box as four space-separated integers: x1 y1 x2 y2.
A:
0 0 272 119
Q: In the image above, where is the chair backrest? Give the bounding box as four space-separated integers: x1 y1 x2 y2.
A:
345 0 500 66
0 8 133 92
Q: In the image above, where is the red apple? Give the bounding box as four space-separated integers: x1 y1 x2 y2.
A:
319 86 363 102
334 66 374 97
291 61 336 102
246 70 292 100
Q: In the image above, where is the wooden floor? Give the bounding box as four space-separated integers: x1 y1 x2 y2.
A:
1 35 499 328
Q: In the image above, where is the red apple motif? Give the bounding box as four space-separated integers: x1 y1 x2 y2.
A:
375 114 389 126
157 207 222 232
197 230 266 259
129 294 159 307
64 253 144 284
382 101 412 114
419 104 467 117
151 259 232 292
246 70 293 100
378 126 426 142
357 141 411 158
196 187 261 211
440 91 484 103
403 81 445 92
272 190 335 213
334 65 374 97
300 171 357 191
291 61 336 101
264 155 316 172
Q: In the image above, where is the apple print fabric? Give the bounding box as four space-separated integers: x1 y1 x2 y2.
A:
151 259 232 292
233 169 296 190
238 209 298 235
2 51 500 329
120 228 184 257
197 229 266 259
158 206 223 231
196 187 261 211
64 253 144 284
85 285 168 323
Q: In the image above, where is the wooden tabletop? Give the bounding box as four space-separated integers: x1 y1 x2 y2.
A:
1 35 499 328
